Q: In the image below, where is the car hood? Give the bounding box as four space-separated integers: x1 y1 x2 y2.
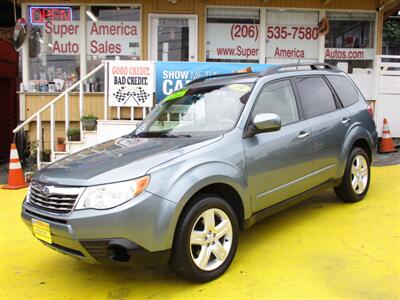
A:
34 135 221 186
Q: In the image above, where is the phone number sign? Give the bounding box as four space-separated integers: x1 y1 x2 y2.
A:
206 23 260 60
266 10 320 62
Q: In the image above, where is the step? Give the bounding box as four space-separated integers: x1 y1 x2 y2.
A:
54 151 69 161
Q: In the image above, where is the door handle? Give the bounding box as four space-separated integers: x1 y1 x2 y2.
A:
342 118 351 124
297 131 310 139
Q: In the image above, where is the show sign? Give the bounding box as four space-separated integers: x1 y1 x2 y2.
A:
155 61 272 102
206 23 260 60
265 11 320 62
108 61 154 107
42 20 140 56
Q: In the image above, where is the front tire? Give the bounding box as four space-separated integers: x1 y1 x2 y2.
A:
171 195 239 282
334 147 371 202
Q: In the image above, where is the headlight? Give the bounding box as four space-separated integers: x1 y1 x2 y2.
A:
75 176 150 210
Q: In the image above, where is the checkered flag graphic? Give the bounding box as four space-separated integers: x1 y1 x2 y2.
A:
131 87 150 105
113 86 131 104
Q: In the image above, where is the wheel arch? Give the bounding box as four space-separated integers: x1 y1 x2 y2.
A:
179 182 246 230
339 125 374 178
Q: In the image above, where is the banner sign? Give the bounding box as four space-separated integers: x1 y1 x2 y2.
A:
108 61 154 107
155 61 272 102
42 20 140 56
324 48 375 60
266 10 319 62
206 23 260 60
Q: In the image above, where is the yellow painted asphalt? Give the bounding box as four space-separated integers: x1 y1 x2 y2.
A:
1 166 399 300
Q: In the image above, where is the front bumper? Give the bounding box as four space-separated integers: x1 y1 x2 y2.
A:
21 190 179 266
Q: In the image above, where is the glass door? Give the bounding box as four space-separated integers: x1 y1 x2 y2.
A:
149 14 197 61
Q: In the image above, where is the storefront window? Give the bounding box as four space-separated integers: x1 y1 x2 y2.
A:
206 8 260 63
265 10 319 64
324 12 375 73
86 6 141 92
28 6 80 92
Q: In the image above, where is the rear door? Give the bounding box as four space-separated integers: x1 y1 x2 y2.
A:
294 76 351 184
243 79 314 212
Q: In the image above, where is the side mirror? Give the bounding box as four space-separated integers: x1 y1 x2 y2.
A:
244 113 281 138
254 113 281 132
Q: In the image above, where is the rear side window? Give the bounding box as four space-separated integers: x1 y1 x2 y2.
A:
327 75 360 107
295 77 336 119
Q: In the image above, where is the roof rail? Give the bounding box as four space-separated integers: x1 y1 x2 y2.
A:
259 63 339 76
185 72 255 86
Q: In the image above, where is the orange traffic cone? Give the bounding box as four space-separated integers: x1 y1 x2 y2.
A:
379 118 397 154
1 143 28 190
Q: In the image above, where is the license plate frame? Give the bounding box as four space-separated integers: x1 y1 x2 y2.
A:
32 218 52 244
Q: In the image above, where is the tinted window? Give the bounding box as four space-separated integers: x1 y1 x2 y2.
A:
252 80 299 126
327 75 360 107
295 77 336 118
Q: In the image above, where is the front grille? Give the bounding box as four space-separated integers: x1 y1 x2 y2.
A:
28 181 83 214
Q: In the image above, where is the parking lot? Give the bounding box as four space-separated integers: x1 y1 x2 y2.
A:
0 165 398 299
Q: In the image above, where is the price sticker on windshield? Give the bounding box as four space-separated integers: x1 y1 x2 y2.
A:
163 89 188 103
228 84 251 93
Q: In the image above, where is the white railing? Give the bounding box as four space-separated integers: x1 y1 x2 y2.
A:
13 62 106 169
374 55 400 138
13 60 153 169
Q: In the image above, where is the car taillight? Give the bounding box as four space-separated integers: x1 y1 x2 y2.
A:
367 105 374 118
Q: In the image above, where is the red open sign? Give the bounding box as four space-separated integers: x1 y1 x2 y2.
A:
30 6 72 25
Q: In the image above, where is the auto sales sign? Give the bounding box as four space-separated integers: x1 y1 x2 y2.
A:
42 20 140 56
108 61 154 107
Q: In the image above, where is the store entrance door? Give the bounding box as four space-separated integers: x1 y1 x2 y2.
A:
149 14 197 62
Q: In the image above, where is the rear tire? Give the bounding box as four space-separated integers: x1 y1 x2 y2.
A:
171 195 239 282
334 147 371 203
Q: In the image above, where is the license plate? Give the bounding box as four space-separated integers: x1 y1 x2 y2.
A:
32 219 52 244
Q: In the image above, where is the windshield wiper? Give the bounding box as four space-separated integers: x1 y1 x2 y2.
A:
159 133 192 138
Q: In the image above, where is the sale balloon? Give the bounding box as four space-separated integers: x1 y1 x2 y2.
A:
13 18 27 51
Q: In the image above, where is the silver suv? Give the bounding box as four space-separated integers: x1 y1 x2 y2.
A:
22 63 378 282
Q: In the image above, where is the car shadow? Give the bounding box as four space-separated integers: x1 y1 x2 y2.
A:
39 189 346 291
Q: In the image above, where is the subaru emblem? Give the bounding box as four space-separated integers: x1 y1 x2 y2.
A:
42 186 50 196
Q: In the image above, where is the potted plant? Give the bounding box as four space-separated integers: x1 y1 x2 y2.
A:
67 128 80 141
41 149 51 162
81 114 98 131
56 137 66 152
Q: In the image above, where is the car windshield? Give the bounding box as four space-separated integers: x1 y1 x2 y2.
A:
132 83 253 137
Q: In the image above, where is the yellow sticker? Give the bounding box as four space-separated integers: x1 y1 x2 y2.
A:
162 89 188 103
32 219 52 244
228 84 251 93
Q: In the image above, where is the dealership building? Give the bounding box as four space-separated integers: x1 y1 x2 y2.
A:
0 0 398 164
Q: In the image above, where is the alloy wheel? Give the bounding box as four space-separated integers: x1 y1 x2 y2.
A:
189 208 233 271
351 154 369 194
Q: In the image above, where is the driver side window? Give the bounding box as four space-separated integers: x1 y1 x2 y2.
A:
252 80 299 126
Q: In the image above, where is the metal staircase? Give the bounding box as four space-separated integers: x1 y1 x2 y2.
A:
13 61 152 169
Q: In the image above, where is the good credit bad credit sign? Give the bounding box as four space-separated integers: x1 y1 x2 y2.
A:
109 61 154 107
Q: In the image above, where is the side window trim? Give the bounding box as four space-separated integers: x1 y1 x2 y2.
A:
247 78 302 129
289 77 305 120
322 75 344 109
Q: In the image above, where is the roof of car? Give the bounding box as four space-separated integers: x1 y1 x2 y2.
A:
185 63 343 89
